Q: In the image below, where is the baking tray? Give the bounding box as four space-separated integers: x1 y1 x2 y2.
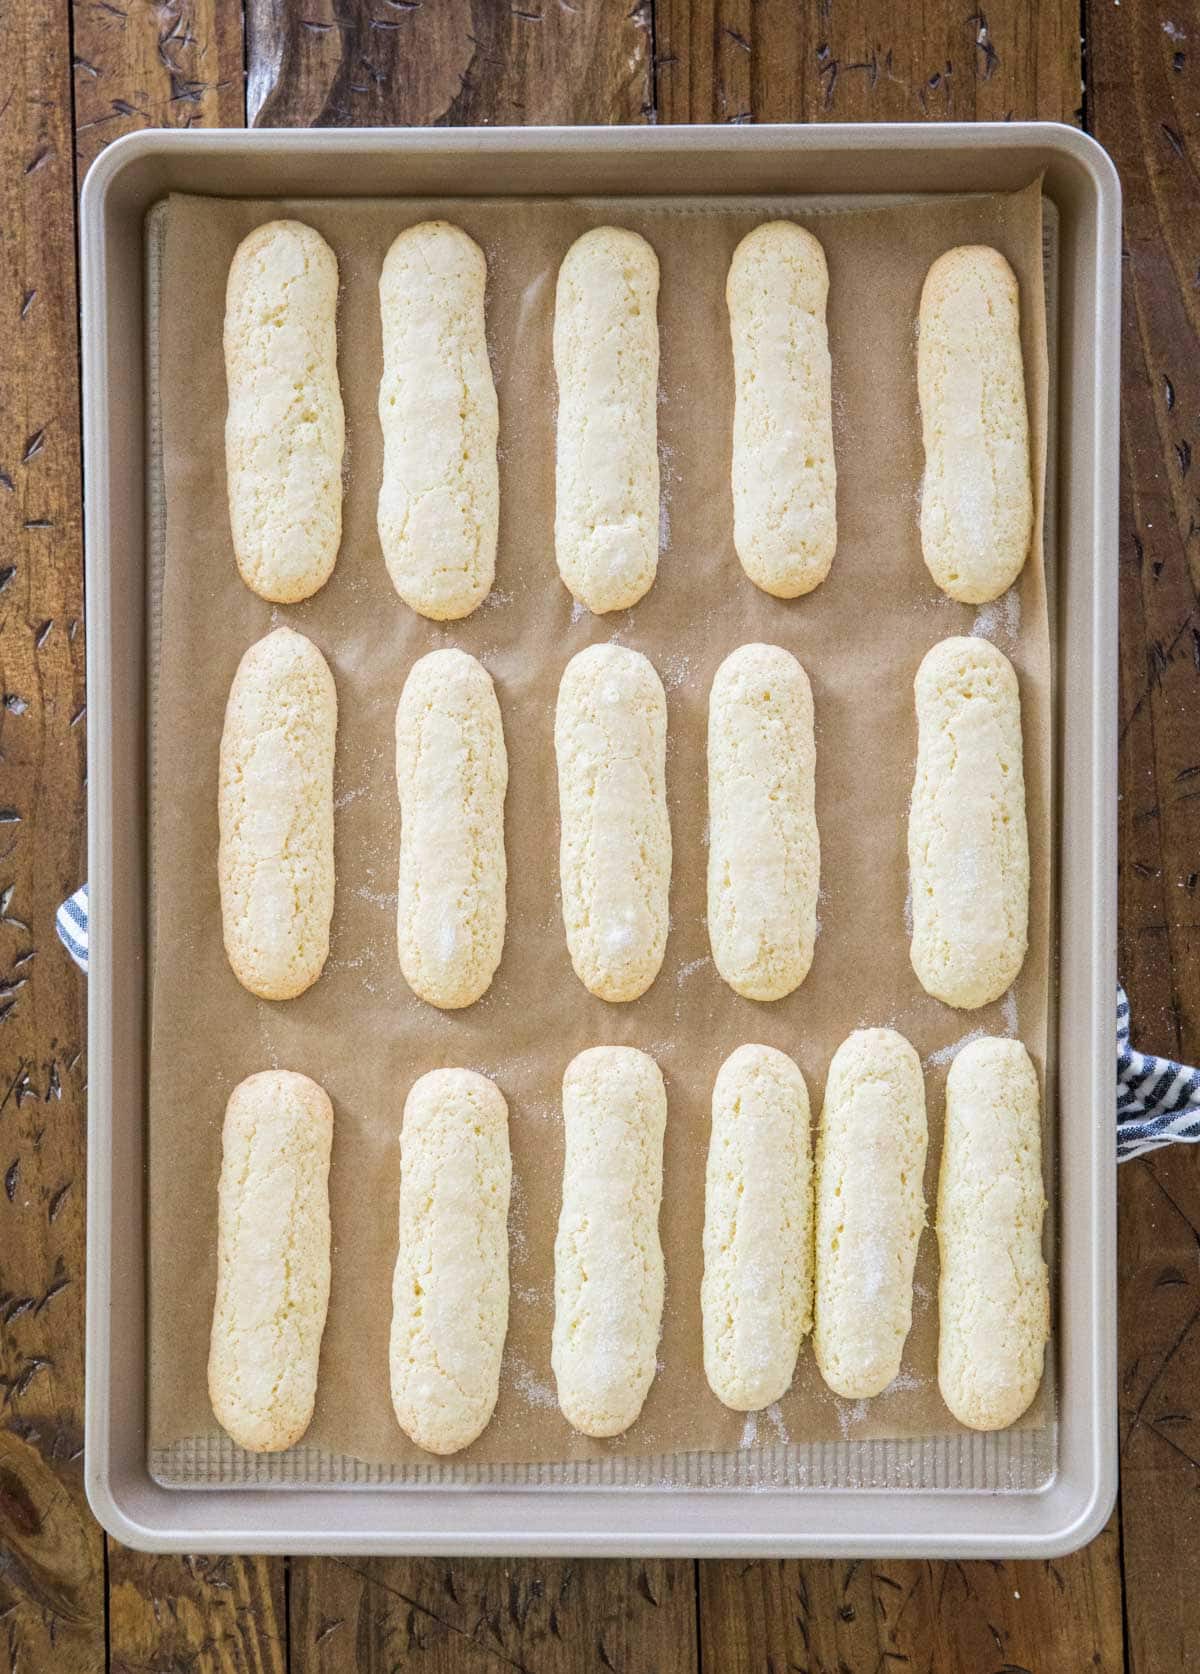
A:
81 124 1119 1557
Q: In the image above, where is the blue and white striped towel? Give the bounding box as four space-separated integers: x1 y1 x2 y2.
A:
56 885 89 973
1116 984 1200 1161
55 885 1200 1162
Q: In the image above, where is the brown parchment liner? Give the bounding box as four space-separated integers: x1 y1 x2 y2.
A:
148 180 1051 1469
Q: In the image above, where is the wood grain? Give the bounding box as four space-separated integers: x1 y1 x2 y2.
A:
698 1536 1126 1673
108 1554 287 1674
289 1555 698 1674
656 0 1081 124
72 0 246 176
1088 0 1200 1669
247 0 653 129
0 2 99 1669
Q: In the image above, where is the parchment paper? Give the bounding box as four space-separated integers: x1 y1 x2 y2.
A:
149 180 1051 1470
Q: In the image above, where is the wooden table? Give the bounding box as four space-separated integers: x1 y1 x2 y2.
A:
1 1 1195 1668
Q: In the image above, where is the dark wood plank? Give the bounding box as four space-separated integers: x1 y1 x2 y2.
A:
71 5 292 1672
698 1536 1126 1674
1116 1155 1200 1674
0 2 100 1669
108 1553 287 1674
247 0 653 129
656 0 1081 124
290 1555 698 1674
72 0 247 177
1088 0 1200 1668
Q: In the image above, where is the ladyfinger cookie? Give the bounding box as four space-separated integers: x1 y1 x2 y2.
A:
208 1070 333 1453
218 627 337 1001
554 227 660 614
707 643 819 1001
377 222 500 620
702 1045 812 1411
390 1069 511 1455
396 649 508 1010
918 245 1033 604
224 220 344 603
813 1029 927 1400
727 222 837 598
937 1037 1049 1430
555 643 670 1002
553 1047 666 1438
908 636 1028 1009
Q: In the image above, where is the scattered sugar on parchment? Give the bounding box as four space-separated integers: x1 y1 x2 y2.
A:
482 588 513 611
255 1009 280 1070
508 1175 530 1266
356 885 397 909
903 882 914 937
658 438 677 553
830 379 849 445
740 1412 759 1450
814 884 830 941
334 785 366 811
916 588 957 617
884 1367 922 1396
837 1398 869 1439
764 1403 790 1444
924 1027 986 1070
971 587 1021 645
661 652 690 691
1001 987 1019 1035
510 1359 557 1410
570 598 586 625
676 955 711 987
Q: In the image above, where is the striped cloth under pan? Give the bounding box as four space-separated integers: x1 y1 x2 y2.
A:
57 884 1196 1161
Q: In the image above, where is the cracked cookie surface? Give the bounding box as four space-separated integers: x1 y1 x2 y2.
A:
390 1068 511 1455
937 1036 1048 1430
554 227 660 615
552 1047 666 1438
702 1044 812 1412
395 648 508 1010
707 642 818 1002
224 219 344 603
218 626 337 1002
727 222 836 598
908 635 1028 1009
378 221 499 620
208 1069 333 1453
918 244 1032 604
